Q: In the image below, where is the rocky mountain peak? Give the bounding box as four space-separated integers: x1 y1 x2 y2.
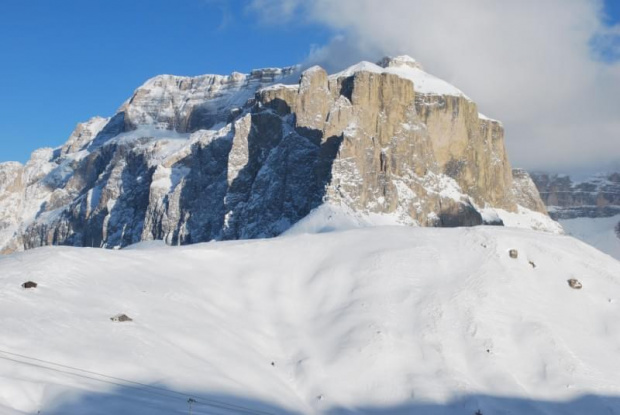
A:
0 58 554 254
377 55 424 70
118 65 300 135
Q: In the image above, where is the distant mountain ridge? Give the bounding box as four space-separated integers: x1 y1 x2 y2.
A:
530 172 620 220
530 171 620 260
0 56 554 254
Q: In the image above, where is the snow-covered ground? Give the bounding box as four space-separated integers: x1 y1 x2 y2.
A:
558 214 620 261
483 206 564 234
331 58 469 99
1 219 620 414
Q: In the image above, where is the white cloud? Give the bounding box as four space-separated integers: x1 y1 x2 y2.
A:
249 0 620 173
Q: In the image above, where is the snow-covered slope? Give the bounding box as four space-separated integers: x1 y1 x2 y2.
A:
1 224 619 415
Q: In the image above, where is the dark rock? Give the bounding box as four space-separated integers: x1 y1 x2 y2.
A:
110 314 133 322
568 279 583 289
437 201 483 227
509 249 518 259
22 281 37 289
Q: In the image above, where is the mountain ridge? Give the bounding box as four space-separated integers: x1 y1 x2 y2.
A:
530 171 620 259
0 56 553 254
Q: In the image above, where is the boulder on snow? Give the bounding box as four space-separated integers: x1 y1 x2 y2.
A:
509 249 518 259
21 281 37 289
568 279 583 289
110 314 133 322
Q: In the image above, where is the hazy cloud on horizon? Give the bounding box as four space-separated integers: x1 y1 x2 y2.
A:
249 0 620 174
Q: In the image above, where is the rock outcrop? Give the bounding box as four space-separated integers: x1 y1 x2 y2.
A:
512 169 548 214
0 56 550 253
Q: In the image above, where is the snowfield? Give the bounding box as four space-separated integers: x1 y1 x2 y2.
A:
1 220 620 414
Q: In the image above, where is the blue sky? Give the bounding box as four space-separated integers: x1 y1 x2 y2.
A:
0 0 332 162
604 0 620 24
0 0 619 167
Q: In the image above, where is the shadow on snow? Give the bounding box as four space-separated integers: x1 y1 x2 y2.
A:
42 385 620 415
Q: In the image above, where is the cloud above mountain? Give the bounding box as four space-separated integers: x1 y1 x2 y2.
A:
248 0 620 173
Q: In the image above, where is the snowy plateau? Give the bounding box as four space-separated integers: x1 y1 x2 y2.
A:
1 56 620 415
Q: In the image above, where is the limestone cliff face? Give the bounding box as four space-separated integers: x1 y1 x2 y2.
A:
60 117 110 155
259 60 517 227
0 163 24 254
120 67 298 133
416 96 515 210
0 56 547 253
0 148 59 253
511 169 548 214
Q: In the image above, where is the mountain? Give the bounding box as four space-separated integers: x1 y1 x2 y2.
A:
2 55 619 415
1 219 619 414
0 56 555 254
530 172 620 260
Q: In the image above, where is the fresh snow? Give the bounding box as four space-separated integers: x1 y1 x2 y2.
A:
486 206 564 234
284 204 408 235
107 126 190 146
478 113 502 125
331 61 469 99
260 55 469 101
0 223 619 414
385 55 418 65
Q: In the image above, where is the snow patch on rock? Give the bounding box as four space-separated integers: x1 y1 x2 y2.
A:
332 56 469 99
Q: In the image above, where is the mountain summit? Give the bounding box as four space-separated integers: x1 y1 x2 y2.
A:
0 56 553 253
